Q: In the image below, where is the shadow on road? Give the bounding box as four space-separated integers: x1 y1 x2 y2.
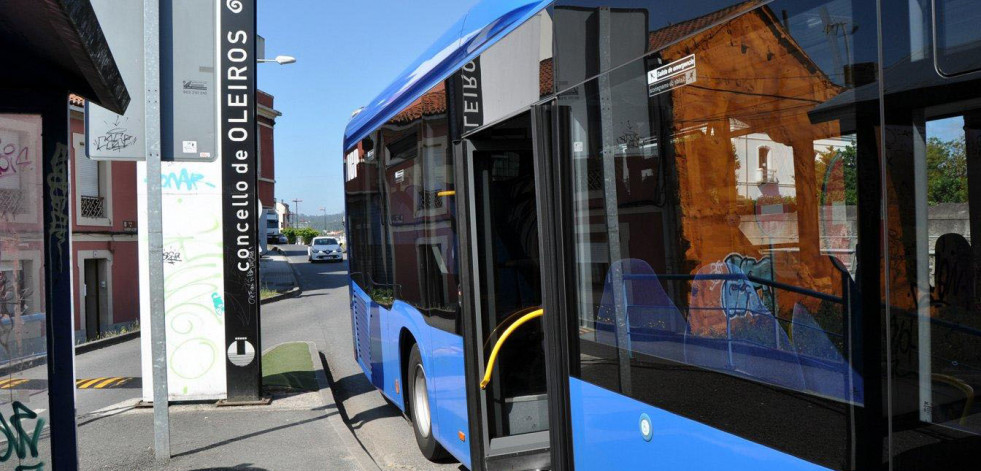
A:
189 465 269 471
331 373 379 399
173 413 336 459
319 351 405 435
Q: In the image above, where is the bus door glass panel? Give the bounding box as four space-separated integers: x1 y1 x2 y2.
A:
469 115 548 440
881 1 981 467
560 0 879 468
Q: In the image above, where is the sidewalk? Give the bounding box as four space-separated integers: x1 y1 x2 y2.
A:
260 250 299 295
73 342 378 471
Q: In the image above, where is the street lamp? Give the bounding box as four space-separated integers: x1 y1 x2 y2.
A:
258 55 296 65
320 207 326 233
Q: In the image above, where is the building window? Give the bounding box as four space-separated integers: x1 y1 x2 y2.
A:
74 133 112 224
757 146 771 182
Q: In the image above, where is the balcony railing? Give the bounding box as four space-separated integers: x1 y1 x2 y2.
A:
80 195 106 219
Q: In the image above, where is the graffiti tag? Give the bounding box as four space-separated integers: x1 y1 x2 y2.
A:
211 292 225 317
245 249 257 309
0 137 31 179
159 169 216 192
0 401 46 470
163 248 184 265
93 128 137 152
46 144 69 270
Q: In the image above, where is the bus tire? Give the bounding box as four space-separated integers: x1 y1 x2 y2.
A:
406 344 449 461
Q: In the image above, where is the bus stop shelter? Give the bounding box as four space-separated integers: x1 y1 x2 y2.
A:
1 0 128 469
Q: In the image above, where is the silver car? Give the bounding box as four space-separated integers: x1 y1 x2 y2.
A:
308 237 343 263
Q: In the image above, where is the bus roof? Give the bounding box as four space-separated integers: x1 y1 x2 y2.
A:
343 0 551 151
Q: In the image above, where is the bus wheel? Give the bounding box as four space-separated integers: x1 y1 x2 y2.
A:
407 344 448 461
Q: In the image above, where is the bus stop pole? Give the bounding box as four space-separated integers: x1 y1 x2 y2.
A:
144 0 171 460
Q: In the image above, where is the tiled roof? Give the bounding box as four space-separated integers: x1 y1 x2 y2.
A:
390 82 447 123
648 1 763 53
539 58 553 97
69 94 84 106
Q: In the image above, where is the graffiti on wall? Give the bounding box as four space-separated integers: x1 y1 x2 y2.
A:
160 169 215 192
46 144 69 270
0 137 31 180
161 193 225 393
0 401 45 470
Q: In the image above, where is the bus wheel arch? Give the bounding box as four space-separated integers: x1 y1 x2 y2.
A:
400 330 449 461
398 328 416 413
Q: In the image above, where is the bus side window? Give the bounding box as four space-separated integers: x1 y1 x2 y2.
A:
934 0 981 76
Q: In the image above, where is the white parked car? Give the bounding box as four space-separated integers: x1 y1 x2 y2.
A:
308 237 343 263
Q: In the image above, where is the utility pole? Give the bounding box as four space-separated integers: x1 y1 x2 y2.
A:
320 207 326 233
144 0 170 460
292 198 302 228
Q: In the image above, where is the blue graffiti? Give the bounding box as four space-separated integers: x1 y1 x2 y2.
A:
721 254 774 318
154 169 216 191
212 292 225 317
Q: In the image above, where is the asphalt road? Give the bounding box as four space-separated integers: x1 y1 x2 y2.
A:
265 244 462 471
3 244 461 470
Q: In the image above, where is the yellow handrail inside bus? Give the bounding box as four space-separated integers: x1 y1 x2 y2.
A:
932 373 975 425
480 308 543 390
482 306 542 353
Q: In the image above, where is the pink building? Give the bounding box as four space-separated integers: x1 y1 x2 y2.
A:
69 95 141 341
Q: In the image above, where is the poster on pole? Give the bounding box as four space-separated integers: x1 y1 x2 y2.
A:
220 0 262 401
161 0 219 162
85 0 145 160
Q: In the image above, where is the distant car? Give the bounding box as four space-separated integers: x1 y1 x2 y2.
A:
278 234 288 244
308 237 343 263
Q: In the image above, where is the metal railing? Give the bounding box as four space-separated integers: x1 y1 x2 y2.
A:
80 195 106 219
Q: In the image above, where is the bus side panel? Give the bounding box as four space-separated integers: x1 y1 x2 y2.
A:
430 329 471 469
370 301 386 391
376 302 432 410
351 282 373 379
569 378 830 471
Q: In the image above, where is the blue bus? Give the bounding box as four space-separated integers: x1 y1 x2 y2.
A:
343 0 981 469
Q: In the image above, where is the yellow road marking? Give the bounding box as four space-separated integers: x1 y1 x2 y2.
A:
78 377 107 389
94 377 122 389
0 379 28 389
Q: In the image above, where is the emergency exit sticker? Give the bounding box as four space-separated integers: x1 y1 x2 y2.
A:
648 54 697 97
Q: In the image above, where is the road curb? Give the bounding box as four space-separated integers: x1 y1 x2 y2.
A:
260 285 301 305
307 341 382 471
0 354 46 377
260 249 303 305
75 329 141 355
0 330 140 376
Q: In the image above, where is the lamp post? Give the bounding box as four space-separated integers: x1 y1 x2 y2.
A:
292 198 302 228
320 207 326 233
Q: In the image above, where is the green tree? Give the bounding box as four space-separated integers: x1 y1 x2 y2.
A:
815 145 858 206
926 136 968 205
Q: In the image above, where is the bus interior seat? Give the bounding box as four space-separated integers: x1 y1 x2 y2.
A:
792 303 864 403
685 261 806 392
934 232 974 313
595 258 687 363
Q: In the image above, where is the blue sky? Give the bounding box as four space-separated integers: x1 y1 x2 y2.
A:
258 0 479 215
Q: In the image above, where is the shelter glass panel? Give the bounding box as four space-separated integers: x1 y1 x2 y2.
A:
0 113 50 471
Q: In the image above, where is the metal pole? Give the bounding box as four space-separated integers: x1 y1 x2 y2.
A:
145 0 170 460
